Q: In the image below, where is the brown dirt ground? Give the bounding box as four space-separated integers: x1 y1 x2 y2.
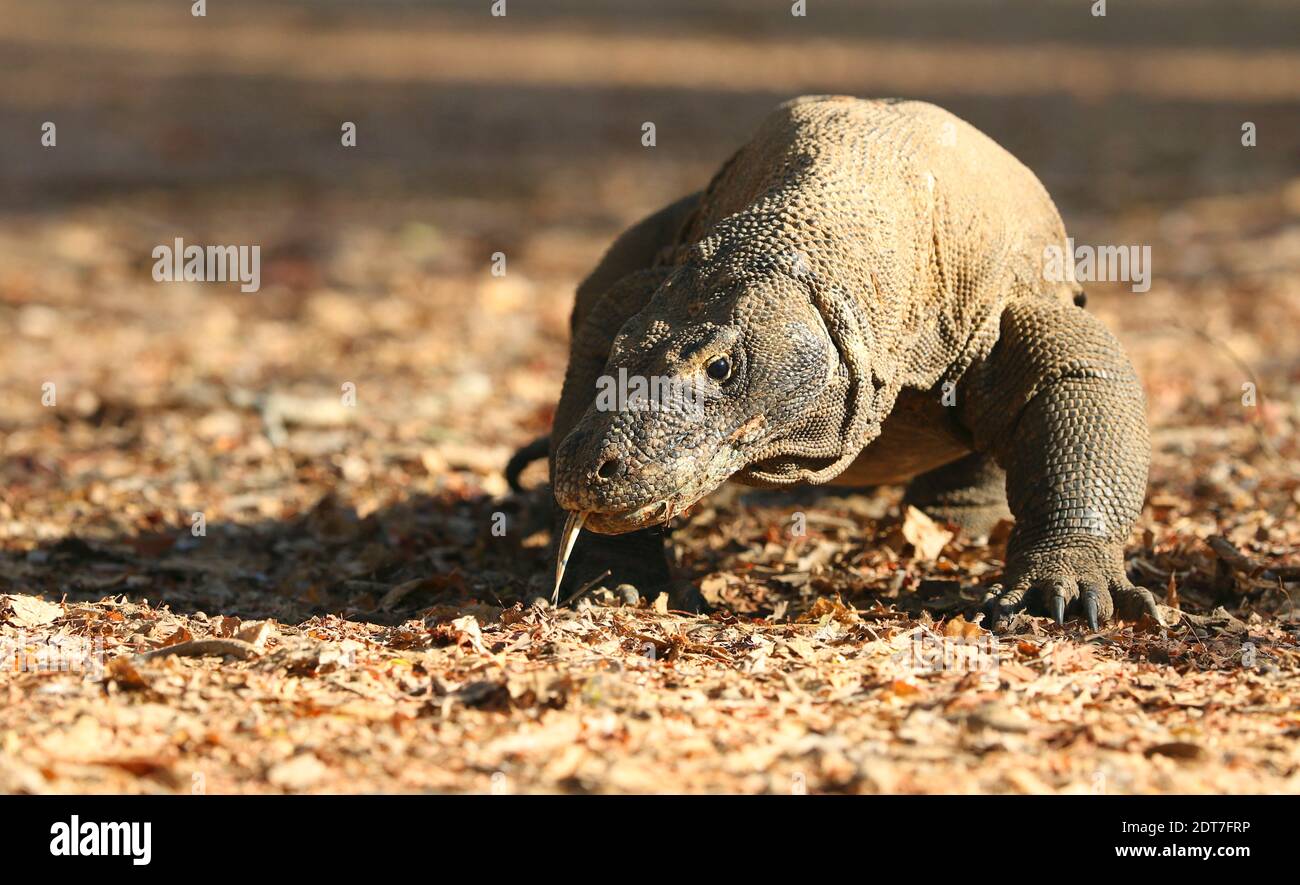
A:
0 0 1297 794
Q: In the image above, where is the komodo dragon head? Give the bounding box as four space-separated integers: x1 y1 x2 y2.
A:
551 235 890 544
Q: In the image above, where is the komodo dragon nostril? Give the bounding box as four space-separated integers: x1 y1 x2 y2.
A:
596 458 626 480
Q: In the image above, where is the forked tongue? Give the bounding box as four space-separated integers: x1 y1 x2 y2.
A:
552 510 588 604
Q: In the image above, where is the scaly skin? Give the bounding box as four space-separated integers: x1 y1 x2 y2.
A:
959 297 1160 627
901 452 1010 540
543 196 700 603
519 96 1159 629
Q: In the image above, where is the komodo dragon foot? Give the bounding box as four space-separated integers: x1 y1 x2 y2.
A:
982 536 1163 631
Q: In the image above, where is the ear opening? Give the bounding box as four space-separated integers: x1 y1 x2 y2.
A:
742 273 896 487
800 276 892 482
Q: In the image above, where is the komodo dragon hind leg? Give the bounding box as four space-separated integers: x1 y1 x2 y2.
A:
901 452 1011 540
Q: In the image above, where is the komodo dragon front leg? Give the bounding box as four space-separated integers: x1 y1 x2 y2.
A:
960 297 1163 630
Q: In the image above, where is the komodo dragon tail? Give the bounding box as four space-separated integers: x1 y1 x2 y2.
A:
505 435 550 493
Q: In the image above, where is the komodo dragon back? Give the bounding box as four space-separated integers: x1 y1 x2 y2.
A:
668 96 1082 484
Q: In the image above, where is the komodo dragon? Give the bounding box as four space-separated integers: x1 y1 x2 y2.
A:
507 96 1162 631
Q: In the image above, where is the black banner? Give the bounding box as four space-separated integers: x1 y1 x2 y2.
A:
4 794 1285 869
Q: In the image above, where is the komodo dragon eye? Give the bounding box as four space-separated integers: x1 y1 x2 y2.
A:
705 356 732 382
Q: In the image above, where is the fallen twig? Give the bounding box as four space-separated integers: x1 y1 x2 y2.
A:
1209 535 1300 582
560 569 612 608
137 638 260 661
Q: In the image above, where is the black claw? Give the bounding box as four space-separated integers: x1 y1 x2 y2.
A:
1084 595 1100 631
1051 597 1065 625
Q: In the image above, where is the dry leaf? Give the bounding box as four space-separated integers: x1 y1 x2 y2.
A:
434 615 487 654
3 595 63 629
106 656 149 689
784 636 817 660
942 614 984 640
267 753 328 790
211 615 242 637
901 506 953 561
798 594 861 625
886 679 921 697
157 626 193 649
235 620 277 651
